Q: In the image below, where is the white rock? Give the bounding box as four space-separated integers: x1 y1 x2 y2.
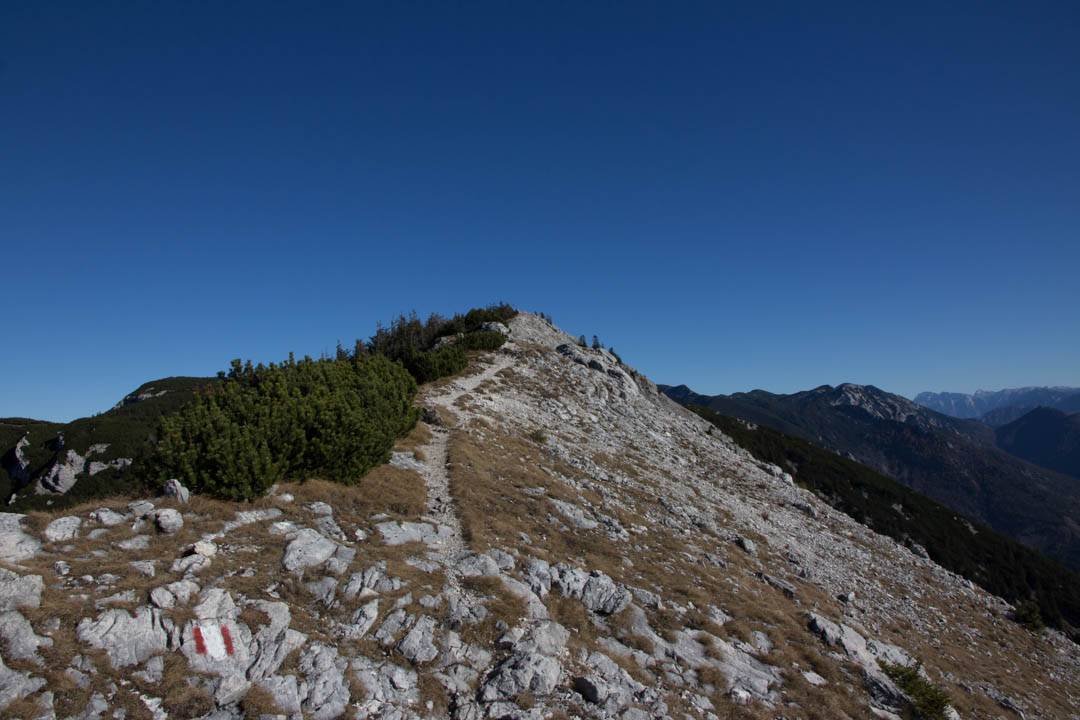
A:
282 528 338 573
163 478 190 503
154 509 183 534
44 516 82 542
193 540 217 558
0 513 41 563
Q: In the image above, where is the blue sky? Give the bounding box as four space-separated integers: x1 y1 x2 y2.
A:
3 2 1079 421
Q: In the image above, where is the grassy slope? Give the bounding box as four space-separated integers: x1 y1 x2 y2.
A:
691 406 1080 638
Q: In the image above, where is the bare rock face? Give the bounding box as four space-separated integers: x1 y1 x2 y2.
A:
0 610 52 661
36 449 85 494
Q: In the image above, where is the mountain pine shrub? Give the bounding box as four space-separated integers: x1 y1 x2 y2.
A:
367 304 515 384
399 344 469 384
459 330 507 352
1012 600 1045 633
879 660 950 720
150 354 418 500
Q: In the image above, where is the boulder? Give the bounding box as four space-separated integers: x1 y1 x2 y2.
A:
0 513 41 563
0 569 43 611
397 615 439 664
375 520 455 546
480 621 568 701
89 508 127 527
339 599 379 640
44 515 82 542
282 528 339 573
456 551 502 577
163 478 190 503
153 508 183 534
246 601 307 682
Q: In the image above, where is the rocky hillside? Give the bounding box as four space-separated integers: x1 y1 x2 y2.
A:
1 314 1078 719
660 383 1080 571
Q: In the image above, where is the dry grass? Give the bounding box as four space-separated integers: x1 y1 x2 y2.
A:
240 683 283 719
548 594 598 647
416 672 450 715
394 421 433 454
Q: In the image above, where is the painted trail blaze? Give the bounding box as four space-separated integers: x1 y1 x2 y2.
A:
192 623 234 659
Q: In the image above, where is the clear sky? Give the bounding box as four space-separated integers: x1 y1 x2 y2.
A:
3 2 1079 422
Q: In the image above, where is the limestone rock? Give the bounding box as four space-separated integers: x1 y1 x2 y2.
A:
0 654 45 712
153 508 183 534
397 615 439 663
282 528 338 573
298 642 350 720
376 520 455 546
89 508 127 527
76 606 172 668
0 569 43 611
0 610 52 661
0 513 41 563
44 515 82 542
480 621 568 701
163 478 190 503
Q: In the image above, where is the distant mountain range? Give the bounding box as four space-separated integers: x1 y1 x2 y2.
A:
914 386 1080 422
661 382 1080 570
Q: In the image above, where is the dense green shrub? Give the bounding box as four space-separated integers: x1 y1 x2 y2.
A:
879 661 951 720
368 304 516 385
459 331 508 351
150 354 418 500
1012 601 1045 632
399 344 469 384
434 303 516 338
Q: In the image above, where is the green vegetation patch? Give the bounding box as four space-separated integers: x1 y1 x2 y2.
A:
150 353 419 501
368 303 514 384
879 661 951 720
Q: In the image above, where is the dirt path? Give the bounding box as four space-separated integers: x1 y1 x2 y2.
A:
416 350 515 567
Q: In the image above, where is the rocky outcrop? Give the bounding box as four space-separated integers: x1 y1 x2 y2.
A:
33 444 133 496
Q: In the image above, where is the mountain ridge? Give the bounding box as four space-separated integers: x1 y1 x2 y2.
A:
0 313 1077 718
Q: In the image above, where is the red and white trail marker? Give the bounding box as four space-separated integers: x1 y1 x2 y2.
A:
192 623 234 660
